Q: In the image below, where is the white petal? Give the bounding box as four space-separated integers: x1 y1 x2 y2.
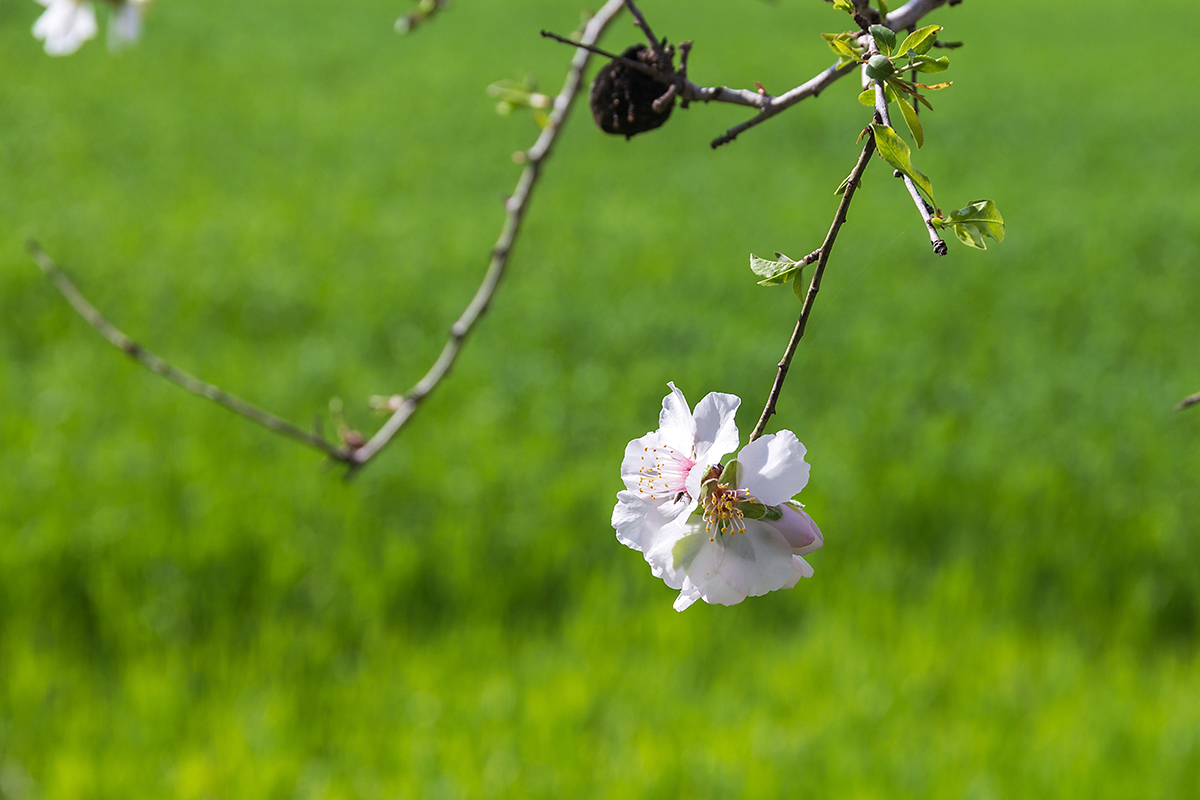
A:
646 525 718 591
693 571 747 606
612 490 688 553
691 392 741 466
673 580 702 611
619 431 662 492
781 555 815 589
107 2 143 50
766 505 823 555
34 0 97 56
736 430 810 507
714 521 795 597
657 382 697 454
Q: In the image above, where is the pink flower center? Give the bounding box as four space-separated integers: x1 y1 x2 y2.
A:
636 445 697 501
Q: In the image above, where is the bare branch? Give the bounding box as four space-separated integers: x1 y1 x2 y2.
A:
749 126 877 442
869 46 947 256
346 0 629 475
622 0 669 65
1177 392 1200 411
27 241 350 460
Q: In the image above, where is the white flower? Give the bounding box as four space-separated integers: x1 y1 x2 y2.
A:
612 385 822 611
612 382 741 582
107 0 149 52
33 0 98 56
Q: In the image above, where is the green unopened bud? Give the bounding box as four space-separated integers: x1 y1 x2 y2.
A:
866 55 896 80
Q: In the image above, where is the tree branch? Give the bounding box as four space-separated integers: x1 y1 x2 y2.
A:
869 44 947 256
749 125 877 442
1176 392 1200 411
345 0 629 475
711 0 959 148
27 241 350 460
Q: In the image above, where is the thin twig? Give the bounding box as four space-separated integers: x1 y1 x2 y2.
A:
541 30 767 110
622 0 668 64
868 44 947 256
346 0 629 475
749 127 877 442
27 241 350 460
711 0 957 149
1176 392 1200 411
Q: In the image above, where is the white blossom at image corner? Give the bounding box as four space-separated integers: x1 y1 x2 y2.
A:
611 385 822 612
32 0 98 56
107 0 150 52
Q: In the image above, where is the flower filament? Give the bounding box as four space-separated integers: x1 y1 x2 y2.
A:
702 481 757 541
636 445 696 502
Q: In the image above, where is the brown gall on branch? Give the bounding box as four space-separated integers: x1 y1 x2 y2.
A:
26 241 352 462
1177 392 1200 411
712 0 960 149
540 30 767 113
749 126 878 442
344 0 630 477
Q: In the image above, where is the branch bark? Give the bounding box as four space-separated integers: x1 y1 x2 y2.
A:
868 42 947 256
1176 392 1200 411
748 126 877 442
27 241 349 460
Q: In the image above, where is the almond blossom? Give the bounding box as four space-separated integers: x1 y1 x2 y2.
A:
612 385 822 611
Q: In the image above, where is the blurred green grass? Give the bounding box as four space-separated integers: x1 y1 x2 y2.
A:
2 0 1199 797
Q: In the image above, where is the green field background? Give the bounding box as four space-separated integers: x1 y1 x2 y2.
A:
2 0 1199 797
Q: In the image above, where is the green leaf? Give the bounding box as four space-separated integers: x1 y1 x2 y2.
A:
750 253 802 286
825 36 862 62
897 24 941 56
869 25 896 56
832 0 853 10
865 54 896 80
877 0 890 15
952 222 986 249
858 87 876 107
792 267 808 301
948 199 1005 244
897 95 923 147
869 123 936 206
911 55 950 73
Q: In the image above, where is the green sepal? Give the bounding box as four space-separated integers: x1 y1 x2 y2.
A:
763 504 784 521
869 123 936 207
739 502 767 520
896 95 923 147
719 459 740 486
751 253 803 286
897 24 941 56
869 25 896 56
